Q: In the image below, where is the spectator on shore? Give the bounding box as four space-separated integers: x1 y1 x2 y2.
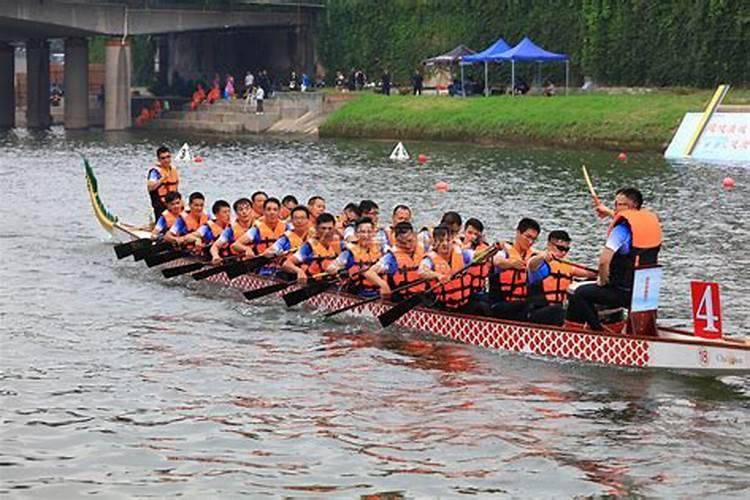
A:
348 69 356 91
381 70 391 95
301 73 311 92
544 80 557 97
255 85 265 115
289 70 299 91
412 70 423 95
335 71 346 90
207 83 221 104
244 71 254 97
224 75 235 100
355 69 366 91
514 77 529 95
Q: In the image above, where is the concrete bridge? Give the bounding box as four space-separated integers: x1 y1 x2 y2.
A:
0 0 323 130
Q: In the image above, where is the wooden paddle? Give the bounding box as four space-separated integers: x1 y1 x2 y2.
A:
323 277 431 318
145 248 184 267
552 256 598 274
242 271 329 301
133 240 171 261
114 238 151 259
225 248 296 280
282 275 343 307
161 261 205 278
581 164 600 205
378 243 500 328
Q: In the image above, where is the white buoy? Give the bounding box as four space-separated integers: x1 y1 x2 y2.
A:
389 142 410 161
175 142 193 164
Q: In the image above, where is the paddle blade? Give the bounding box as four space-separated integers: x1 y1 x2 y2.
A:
282 280 333 307
162 262 204 278
145 249 183 267
378 294 423 328
192 263 230 281
225 260 250 279
242 281 293 301
133 240 170 261
114 238 150 259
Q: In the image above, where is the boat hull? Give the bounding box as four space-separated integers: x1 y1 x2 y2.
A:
169 258 750 375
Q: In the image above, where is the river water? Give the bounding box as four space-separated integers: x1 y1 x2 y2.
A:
1 127 748 498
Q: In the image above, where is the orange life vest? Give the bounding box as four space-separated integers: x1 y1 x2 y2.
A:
465 240 491 294
496 244 532 302
219 220 250 257
147 164 179 205
284 229 309 250
608 208 662 289
303 239 341 276
345 243 382 291
252 220 286 254
541 259 574 304
387 245 427 298
427 249 472 309
182 211 209 233
206 220 226 241
159 209 180 234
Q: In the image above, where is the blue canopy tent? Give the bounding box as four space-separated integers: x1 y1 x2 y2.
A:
460 37 511 96
493 37 570 96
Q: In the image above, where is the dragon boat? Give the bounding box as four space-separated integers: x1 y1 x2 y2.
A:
85 161 749 376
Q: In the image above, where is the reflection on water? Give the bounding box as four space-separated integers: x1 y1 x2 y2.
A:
0 127 748 497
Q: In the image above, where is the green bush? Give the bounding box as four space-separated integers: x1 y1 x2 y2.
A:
318 0 749 88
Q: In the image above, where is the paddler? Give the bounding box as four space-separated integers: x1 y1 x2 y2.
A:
151 191 183 237
282 212 342 284
209 197 253 264
384 204 412 246
264 205 311 257
418 225 476 313
488 218 540 320
344 200 388 251
147 145 180 222
250 191 268 221
164 192 208 247
326 217 383 298
526 230 596 326
280 194 299 221
336 202 361 236
307 196 327 224
462 218 492 301
566 188 662 331
231 197 287 275
183 200 232 252
364 221 427 302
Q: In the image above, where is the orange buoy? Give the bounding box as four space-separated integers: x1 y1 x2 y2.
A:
617 152 627 162
193 156 204 163
722 177 736 189
435 181 449 192
417 153 428 164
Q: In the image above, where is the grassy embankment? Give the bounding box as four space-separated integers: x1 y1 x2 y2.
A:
320 90 750 151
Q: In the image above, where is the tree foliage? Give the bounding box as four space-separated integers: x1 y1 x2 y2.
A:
318 0 748 87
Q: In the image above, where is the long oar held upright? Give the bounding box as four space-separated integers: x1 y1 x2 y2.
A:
581 164 600 205
377 242 502 328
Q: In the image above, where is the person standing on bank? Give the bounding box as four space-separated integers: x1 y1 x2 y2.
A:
381 70 391 95
255 84 265 115
566 187 662 331
147 145 180 222
412 70 423 95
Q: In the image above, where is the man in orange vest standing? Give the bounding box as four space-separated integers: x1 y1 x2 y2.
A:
147 145 180 222
566 187 662 331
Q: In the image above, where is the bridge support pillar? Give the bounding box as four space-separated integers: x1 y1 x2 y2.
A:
104 38 131 130
0 42 14 129
26 38 51 129
64 37 89 129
